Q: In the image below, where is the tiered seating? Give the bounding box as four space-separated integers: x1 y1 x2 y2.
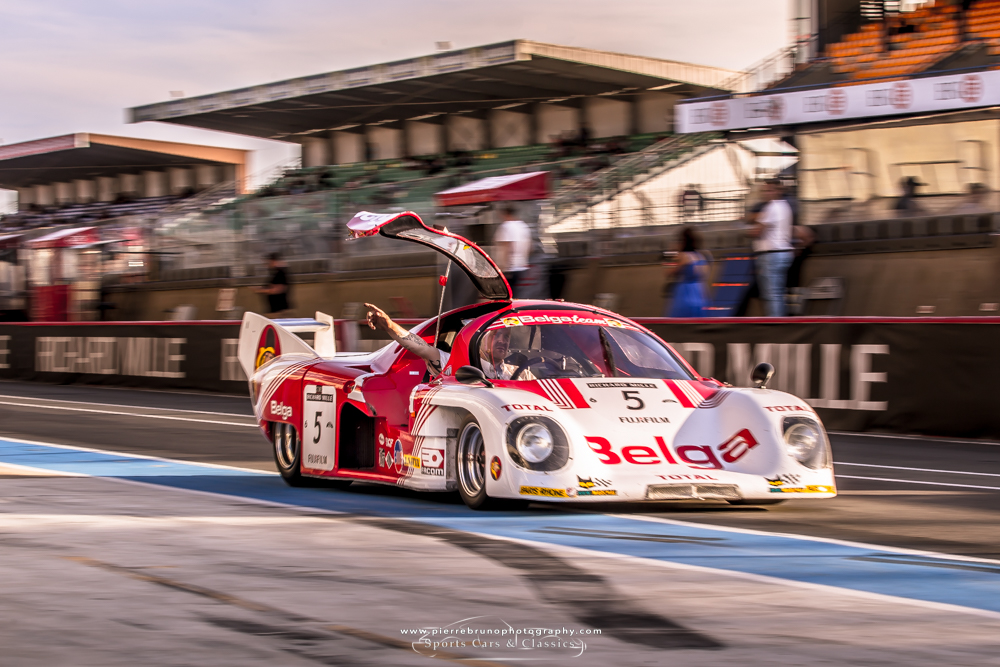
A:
246 133 669 209
0 195 182 231
825 3 963 82
966 0 1000 54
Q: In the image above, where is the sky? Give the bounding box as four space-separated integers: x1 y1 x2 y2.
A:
0 0 789 211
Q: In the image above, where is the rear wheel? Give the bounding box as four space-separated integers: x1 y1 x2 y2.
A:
272 422 306 486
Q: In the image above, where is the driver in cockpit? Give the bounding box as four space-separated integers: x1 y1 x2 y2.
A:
364 303 535 380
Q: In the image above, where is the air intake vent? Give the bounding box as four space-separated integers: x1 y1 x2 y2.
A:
646 484 741 501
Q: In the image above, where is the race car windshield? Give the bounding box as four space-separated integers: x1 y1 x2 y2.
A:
477 324 694 381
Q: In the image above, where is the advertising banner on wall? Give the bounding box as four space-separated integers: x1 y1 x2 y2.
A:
641 318 1000 440
0 323 246 394
676 70 1000 133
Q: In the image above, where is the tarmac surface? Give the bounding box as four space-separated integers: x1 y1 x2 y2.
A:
2 379 999 666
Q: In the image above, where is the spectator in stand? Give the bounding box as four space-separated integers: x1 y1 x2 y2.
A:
494 204 532 298
253 252 292 316
747 179 795 317
679 184 705 222
894 176 926 215
664 227 710 317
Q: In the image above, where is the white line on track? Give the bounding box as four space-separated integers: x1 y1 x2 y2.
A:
836 474 1000 491
830 430 1000 447
0 394 250 418
0 400 257 428
8 434 1000 620
835 461 1000 478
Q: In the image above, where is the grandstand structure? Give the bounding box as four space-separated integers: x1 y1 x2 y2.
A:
0 134 247 231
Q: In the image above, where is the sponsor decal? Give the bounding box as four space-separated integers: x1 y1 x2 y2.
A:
378 433 385 445
255 326 280 371
962 74 983 103
578 489 617 497
585 430 759 470
766 473 802 487
306 453 328 466
764 405 813 413
586 382 657 389
378 448 393 468
421 449 444 468
305 386 335 402
403 454 421 469
577 475 612 489
393 439 403 473
519 486 569 498
891 81 912 109
826 88 847 115
268 400 293 420
770 484 835 494
490 456 502 481
501 404 553 412
619 416 671 424
490 314 635 330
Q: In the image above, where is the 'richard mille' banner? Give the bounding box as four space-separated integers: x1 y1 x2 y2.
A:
676 69 1000 133
639 318 1000 440
0 319 998 439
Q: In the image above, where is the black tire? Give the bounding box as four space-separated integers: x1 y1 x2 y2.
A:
272 421 307 487
728 499 786 506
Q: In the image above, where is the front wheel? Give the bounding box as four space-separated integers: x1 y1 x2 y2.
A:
272 421 307 486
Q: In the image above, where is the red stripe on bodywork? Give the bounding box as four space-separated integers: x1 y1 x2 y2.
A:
664 380 696 408
690 381 720 399
556 379 590 409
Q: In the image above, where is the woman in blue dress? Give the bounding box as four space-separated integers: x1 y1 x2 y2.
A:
665 227 709 317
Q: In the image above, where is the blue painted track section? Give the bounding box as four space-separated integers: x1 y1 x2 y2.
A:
3 437 999 615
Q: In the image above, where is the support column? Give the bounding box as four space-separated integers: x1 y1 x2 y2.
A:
97 176 118 202
142 170 167 198
16 187 35 211
168 168 194 195
195 165 219 190
35 184 54 206
119 173 140 197
73 179 96 204
54 182 73 205
301 137 331 167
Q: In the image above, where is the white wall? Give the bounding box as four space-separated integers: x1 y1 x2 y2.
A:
406 121 442 156
333 131 364 164
585 97 631 138
447 115 486 151
301 137 330 167
636 92 679 134
367 126 403 160
536 104 579 144
490 110 531 148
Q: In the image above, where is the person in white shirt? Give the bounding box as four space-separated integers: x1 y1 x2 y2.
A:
364 303 534 380
748 179 795 317
494 205 532 298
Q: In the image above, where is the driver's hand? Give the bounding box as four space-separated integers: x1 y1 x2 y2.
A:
364 303 391 332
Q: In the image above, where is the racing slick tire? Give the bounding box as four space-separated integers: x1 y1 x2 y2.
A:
272 421 307 487
456 415 526 510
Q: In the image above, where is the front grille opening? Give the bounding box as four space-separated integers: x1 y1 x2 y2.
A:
646 484 741 501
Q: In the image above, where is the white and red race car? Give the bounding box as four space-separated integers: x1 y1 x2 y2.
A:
237 211 835 509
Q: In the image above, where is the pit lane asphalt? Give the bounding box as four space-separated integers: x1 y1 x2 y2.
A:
1 380 999 560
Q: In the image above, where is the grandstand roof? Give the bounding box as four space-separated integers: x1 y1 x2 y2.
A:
0 133 248 189
128 40 737 141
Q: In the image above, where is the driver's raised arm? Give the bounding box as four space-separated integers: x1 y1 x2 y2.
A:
365 303 445 375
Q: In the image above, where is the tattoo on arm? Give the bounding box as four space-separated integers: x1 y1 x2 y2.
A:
397 332 441 366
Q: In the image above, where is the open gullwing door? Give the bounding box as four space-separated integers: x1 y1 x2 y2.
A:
347 210 512 301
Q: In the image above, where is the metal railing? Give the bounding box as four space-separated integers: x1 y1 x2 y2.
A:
546 133 723 231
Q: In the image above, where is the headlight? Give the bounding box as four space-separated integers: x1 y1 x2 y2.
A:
506 416 569 471
782 416 831 470
517 423 553 463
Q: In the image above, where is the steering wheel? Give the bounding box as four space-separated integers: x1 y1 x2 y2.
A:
510 356 542 381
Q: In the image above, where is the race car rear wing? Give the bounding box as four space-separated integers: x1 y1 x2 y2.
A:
237 310 336 378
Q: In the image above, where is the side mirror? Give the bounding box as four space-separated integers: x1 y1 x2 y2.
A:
455 365 494 388
751 362 774 389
